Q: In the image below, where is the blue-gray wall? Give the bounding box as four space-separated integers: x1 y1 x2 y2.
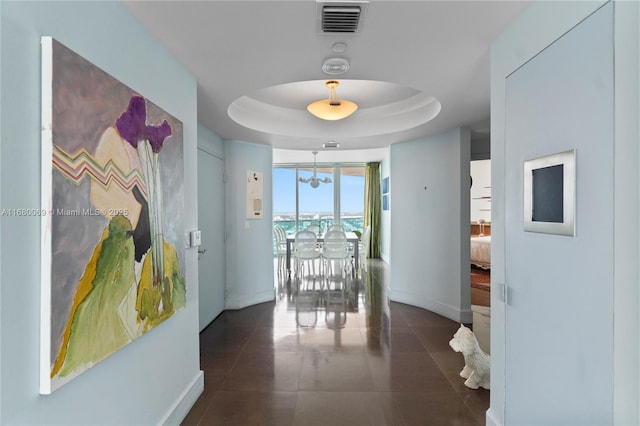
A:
1 2 202 424
223 140 274 309
490 1 639 424
388 128 471 323
199 124 225 159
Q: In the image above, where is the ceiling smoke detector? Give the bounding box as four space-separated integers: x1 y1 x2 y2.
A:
322 57 350 75
331 42 347 53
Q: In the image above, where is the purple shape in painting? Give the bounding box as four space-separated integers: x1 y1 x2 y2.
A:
116 95 172 153
146 120 172 153
115 96 148 148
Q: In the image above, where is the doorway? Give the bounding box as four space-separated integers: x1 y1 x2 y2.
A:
470 159 491 308
197 148 225 331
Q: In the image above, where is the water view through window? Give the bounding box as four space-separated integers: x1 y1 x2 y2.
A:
273 166 365 236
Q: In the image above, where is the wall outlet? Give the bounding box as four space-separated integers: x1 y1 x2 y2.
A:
189 230 202 247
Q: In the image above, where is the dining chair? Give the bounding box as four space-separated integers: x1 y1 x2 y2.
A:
327 224 344 232
321 230 350 289
293 229 321 283
272 225 288 276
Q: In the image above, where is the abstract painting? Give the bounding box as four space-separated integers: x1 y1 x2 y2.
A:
40 37 185 394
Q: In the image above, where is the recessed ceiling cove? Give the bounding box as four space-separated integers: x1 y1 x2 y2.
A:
227 79 441 141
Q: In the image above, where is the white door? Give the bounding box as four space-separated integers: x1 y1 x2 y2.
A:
504 4 614 424
197 148 225 331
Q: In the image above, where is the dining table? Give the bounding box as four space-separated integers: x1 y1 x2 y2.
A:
286 232 360 276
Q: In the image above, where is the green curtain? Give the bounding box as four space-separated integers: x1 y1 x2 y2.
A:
364 162 381 258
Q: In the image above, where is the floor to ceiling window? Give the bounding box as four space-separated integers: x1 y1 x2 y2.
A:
273 164 365 236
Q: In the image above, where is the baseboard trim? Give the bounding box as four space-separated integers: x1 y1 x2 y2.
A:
225 288 275 310
486 408 501 426
158 370 204 426
388 289 473 323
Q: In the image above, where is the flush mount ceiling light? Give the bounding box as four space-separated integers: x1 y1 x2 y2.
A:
307 80 358 121
322 57 350 75
299 151 331 188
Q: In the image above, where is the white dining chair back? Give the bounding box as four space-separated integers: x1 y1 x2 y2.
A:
293 230 321 281
322 230 350 289
327 224 344 232
322 230 348 259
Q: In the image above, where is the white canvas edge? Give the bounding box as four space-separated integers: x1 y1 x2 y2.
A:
523 149 576 236
40 36 54 395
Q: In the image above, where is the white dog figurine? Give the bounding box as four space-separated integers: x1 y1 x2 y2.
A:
448 324 490 390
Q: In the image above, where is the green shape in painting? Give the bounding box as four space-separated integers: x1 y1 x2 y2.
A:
136 238 186 332
57 215 136 377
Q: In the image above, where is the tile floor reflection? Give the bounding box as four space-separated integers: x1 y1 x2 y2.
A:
182 259 489 425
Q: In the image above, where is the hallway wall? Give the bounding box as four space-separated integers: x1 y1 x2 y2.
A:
490 1 639 424
224 140 275 309
388 128 471 323
0 2 201 424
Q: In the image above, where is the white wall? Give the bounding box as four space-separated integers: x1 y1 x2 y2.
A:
224 140 275 309
0 2 202 424
490 1 639 424
388 128 471 323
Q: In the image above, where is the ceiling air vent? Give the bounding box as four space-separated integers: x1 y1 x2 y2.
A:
317 1 369 34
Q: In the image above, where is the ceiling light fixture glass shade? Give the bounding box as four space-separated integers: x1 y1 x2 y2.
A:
322 57 350 75
299 151 331 188
307 80 358 121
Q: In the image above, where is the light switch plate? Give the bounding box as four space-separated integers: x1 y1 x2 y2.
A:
190 230 201 247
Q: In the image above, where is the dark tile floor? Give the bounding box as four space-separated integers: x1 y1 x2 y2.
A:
182 259 489 425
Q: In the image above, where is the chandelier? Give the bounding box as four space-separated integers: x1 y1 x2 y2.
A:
299 151 332 188
307 80 358 121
